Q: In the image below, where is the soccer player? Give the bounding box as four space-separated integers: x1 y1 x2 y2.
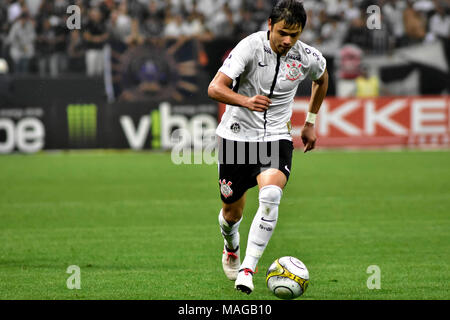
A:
208 0 328 294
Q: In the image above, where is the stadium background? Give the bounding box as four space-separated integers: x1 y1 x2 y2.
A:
0 0 449 301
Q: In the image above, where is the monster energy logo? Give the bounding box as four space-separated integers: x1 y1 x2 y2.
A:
67 104 97 146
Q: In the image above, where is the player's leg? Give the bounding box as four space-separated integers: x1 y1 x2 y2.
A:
240 168 285 272
219 193 246 280
236 140 293 294
220 192 246 250
218 138 256 281
235 169 285 293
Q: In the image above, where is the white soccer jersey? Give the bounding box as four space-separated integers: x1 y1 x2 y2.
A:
216 30 326 142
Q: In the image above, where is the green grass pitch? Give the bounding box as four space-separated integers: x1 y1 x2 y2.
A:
0 149 449 300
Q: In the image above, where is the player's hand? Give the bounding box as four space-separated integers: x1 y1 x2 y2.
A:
243 95 272 112
301 122 316 153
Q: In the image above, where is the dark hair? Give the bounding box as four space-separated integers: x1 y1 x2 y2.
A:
269 0 307 30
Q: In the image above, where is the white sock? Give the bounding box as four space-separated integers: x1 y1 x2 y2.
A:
218 209 241 251
241 185 282 271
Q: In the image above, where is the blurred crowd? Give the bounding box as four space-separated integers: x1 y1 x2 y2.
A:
0 0 449 76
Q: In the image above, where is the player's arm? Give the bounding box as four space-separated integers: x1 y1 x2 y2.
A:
208 71 271 112
301 68 328 153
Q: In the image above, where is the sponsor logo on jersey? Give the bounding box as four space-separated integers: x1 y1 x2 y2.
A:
258 61 268 67
286 62 302 81
287 53 302 61
219 179 233 198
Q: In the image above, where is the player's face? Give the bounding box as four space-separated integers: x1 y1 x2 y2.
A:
268 19 303 56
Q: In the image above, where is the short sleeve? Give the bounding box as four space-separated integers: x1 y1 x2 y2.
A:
218 36 253 81
307 48 327 81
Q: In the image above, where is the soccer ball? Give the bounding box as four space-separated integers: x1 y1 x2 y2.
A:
266 256 309 299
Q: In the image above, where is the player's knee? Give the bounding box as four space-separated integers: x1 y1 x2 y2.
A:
259 185 283 206
222 205 243 224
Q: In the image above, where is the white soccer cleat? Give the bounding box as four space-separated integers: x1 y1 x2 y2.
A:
235 268 255 294
222 246 240 281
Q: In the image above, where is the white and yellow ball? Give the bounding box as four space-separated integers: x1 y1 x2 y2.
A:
266 256 309 299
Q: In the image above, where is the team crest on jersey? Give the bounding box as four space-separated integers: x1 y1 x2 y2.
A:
286 62 302 81
230 122 241 133
219 179 233 198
